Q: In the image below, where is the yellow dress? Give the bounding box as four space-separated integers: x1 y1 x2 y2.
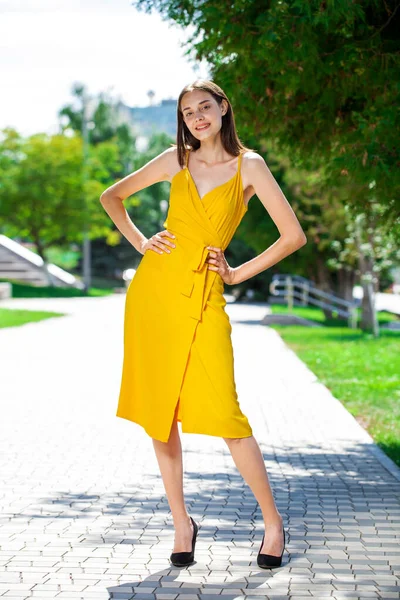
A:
116 148 253 443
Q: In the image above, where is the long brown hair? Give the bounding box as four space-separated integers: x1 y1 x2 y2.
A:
172 79 255 168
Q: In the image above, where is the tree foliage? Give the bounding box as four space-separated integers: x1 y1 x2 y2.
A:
59 83 136 174
0 129 111 261
133 0 400 230
131 0 399 330
88 131 176 278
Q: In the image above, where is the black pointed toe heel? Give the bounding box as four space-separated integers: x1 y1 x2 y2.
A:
170 516 198 567
257 524 285 569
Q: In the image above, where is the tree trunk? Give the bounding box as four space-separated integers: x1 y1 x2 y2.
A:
360 281 379 336
34 236 54 287
337 267 356 303
315 254 333 290
355 223 379 336
315 254 335 318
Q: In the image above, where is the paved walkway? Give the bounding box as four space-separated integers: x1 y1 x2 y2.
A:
0 295 399 600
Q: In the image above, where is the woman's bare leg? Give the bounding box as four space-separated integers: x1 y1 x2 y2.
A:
152 404 194 553
223 434 284 556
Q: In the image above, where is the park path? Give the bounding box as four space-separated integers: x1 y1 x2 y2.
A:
0 295 399 600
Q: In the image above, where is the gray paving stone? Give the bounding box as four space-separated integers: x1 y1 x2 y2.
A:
30 593 65 598
0 297 399 600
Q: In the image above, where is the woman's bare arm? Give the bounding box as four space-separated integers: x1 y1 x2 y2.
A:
233 152 307 285
99 147 176 254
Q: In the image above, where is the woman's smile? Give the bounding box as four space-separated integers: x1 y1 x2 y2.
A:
195 122 210 131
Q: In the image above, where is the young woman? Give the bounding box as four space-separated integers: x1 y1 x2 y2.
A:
100 79 307 569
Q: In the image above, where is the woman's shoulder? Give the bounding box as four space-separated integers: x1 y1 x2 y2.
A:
241 149 263 161
164 145 189 163
241 150 265 171
163 145 179 159
162 146 187 182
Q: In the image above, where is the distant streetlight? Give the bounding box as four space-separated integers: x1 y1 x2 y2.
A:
81 90 97 292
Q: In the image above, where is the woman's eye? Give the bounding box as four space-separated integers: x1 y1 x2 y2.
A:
184 106 209 118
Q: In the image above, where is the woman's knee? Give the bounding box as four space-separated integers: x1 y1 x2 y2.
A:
223 434 253 444
223 436 243 444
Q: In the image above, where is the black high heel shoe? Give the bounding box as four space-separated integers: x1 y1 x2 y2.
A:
170 516 198 567
257 524 285 569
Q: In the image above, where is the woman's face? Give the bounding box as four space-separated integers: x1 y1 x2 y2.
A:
181 90 227 140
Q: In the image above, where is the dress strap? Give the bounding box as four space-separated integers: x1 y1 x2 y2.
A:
185 148 190 168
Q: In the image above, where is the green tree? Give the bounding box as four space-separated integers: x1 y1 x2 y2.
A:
234 139 356 306
132 0 400 331
328 201 399 335
133 0 399 222
90 131 176 278
59 82 136 174
0 129 111 281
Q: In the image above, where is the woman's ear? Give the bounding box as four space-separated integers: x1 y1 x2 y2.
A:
221 99 228 115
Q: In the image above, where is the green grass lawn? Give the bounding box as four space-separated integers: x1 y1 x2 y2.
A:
269 303 400 467
269 303 396 326
0 279 116 298
0 308 65 329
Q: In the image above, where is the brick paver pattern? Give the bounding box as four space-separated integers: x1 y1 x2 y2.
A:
0 296 399 600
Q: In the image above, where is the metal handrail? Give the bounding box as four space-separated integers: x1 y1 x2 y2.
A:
269 274 359 328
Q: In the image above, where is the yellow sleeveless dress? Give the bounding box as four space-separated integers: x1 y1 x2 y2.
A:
116 148 253 443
